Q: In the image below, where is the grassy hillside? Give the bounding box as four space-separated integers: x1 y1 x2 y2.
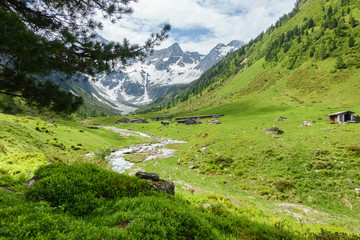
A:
0 113 154 190
138 0 360 114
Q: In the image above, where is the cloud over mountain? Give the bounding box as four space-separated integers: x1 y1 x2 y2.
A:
98 0 295 54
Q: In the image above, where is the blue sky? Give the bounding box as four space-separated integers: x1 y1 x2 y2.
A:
99 0 296 54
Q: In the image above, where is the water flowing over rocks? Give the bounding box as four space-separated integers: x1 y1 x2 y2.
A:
104 127 186 173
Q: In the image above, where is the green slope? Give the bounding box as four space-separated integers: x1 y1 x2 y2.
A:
139 0 360 114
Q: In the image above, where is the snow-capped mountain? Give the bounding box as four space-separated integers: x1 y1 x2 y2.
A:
87 40 244 114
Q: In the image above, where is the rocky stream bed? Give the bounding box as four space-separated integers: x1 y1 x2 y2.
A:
103 127 186 173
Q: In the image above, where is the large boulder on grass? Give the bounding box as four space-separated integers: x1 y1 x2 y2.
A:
264 126 284 135
135 171 175 195
208 118 221 125
135 172 160 181
300 121 314 127
149 179 175 196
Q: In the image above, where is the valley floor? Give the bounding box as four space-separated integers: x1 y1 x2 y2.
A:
1 108 360 239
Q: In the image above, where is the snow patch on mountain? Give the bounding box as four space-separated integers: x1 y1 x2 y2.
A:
87 40 244 114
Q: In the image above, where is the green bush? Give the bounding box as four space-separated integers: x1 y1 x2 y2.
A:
0 191 125 239
101 195 233 239
25 163 150 216
346 145 360 156
274 179 295 192
307 228 360 240
0 142 6 152
49 141 66 150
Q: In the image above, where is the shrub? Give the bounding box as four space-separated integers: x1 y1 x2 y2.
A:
25 163 150 216
234 169 244 177
49 141 66 150
335 57 346 69
274 179 295 192
112 196 222 239
346 145 360 156
307 228 360 240
0 142 6 152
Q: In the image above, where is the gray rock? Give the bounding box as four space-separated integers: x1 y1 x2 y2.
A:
25 176 39 189
47 120 55 124
264 127 284 135
148 179 175 195
135 172 160 181
0 186 14 192
301 121 313 127
208 118 221 124
135 171 175 195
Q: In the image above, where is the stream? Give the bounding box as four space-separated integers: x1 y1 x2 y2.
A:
103 127 186 173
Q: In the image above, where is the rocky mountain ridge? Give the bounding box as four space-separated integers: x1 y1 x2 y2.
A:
87 39 244 114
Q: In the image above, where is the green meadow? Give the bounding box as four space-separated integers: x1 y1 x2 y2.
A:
1 95 360 238
91 93 360 230
0 113 155 190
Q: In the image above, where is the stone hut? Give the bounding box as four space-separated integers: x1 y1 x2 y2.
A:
130 118 148 123
327 111 359 123
161 121 170 126
115 118 130 124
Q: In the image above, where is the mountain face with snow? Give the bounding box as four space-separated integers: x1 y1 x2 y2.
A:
87 40 244 114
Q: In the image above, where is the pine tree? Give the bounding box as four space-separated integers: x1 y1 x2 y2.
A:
327 6 333 17
0 0 170 113
348 36 355 48
349 15 357 28
335 57 346 69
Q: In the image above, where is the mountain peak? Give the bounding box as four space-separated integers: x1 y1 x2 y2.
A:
215 43 226 49
92 34 110 45
167 42 183 55
227 40 244 48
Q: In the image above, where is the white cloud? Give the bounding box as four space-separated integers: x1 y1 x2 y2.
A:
98 0 296 54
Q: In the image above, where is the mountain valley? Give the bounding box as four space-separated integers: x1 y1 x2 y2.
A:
1 0 360 239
